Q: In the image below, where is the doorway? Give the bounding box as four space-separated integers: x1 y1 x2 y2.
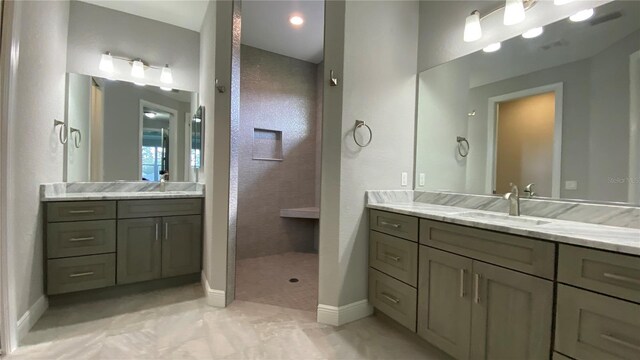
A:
234 0 324 312
486 83 563 197
138 100 177 181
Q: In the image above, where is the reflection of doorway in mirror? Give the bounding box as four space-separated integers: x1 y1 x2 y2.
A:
629 50 640 203
138 100 178 181
486 83 563 198
495 92 555 197
89 78 104 181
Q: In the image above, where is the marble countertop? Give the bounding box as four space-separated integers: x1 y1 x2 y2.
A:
368 202 640 256
40 182 204 202
42 191 204 202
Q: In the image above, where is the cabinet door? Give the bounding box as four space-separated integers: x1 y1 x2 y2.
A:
470 261 553 360
161 215 202 278
418 246 473 360
117 217 162 284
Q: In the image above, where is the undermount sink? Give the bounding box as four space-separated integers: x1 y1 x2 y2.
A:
457 212 551 226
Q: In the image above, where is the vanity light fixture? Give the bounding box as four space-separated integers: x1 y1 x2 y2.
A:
522 26 543 39
160 65 173 84
99 52 114 74
569 8 594 22
131 59 145 79
554 0 573 5
504 0 526 26
463 0 537 42
483 42 502 53
160 87 172 91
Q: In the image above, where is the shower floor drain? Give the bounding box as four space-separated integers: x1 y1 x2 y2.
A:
289 278 299 283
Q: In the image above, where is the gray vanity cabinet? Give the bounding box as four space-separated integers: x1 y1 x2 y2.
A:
469 261 553 360
117 217 162 284
161 215 202 278
418 247 472 360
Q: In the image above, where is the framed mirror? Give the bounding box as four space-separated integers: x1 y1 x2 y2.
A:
415 0 640 205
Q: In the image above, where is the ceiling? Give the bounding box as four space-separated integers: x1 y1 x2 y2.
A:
80 0 325 64
79 0 208 32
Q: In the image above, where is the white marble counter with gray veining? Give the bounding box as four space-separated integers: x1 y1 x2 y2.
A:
40 182 205 202
367 191 640 256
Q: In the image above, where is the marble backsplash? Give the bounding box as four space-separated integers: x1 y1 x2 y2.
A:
367 190 640 229
42 182 204 198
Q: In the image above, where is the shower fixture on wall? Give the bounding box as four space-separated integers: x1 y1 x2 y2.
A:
98 51 173 86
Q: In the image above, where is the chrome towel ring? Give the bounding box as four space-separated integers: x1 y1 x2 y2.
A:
54 119 68 145
353 120 372 147
457 136 470 157
70 127 82 148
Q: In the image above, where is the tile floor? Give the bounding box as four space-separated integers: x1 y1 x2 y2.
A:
235 252 319 311
9 283 452 360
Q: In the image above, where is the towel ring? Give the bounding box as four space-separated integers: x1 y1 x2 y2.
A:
353 120 372 147
456 136 470 157
54 119 68 145
70 127 81 148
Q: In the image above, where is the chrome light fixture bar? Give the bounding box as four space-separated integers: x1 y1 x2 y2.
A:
464 0 537 42
98 51 174 86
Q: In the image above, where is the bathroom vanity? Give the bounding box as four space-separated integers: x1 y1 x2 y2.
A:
367 198 640 360
41 183 204 296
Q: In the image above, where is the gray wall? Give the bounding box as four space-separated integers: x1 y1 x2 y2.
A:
66 73 92 182
66 1 200 92
3 0 70 339
102 81 190 181
319 0 419 308
417 0 609 72
236 45 319 260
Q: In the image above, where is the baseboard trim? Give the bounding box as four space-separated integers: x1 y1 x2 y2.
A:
201 271 226 307
317 299 373 326
16 295 48 341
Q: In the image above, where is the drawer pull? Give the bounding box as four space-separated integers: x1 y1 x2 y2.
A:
69 271 94 278
155 223 160 242
474 273 481 304
381 292 400 304
165 223 169 240
603 272 640 286
460 269 466 298
601 334 640 351
380 221 401 229
68 209 96 214
385 253 401 262
69 236 95 242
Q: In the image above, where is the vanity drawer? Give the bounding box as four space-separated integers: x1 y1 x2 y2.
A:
47 254 116 295
369 231 418 287
369 268 417 331
420 219 555 279
559 245 640 304
47 220 116 259
118 198 202 219
47 201 116 222
556 284 640 360
370 210 418 242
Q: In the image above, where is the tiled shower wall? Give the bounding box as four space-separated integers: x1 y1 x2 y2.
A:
237 45 320 260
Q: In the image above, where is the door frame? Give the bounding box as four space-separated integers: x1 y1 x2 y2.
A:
184 112 192 181
138 100 178 181
485 82 563 197
628 50 640 203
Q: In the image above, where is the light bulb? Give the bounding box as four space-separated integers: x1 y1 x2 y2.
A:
289 15 304 26
464 11 482 42
483 42 502 53
569 8 594 22
131 60 145 79
504 0 525 26
99 52 114 74
554 0 573 5
160 87 172 91
160 65 173 84
522 27 543 39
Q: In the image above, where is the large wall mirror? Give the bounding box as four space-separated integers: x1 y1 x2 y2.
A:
415 0 640 205
64 74 203 182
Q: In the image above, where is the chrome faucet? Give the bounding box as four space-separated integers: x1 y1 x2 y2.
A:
504 183 520 216
524 183 536 198
159 172 169 192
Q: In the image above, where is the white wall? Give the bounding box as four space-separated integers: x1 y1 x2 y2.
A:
318 0 418 310
417 0 611 72
67 1 200 92
65 73 91 182
1 0 70 348
101 80 190 181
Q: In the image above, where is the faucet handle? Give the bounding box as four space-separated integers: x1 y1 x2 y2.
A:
524 183 536 197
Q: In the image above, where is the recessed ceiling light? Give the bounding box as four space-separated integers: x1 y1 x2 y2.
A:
483 42 502 53
144 111 157 118
289 15 304 26
570 8 594 22
522 27 544 39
